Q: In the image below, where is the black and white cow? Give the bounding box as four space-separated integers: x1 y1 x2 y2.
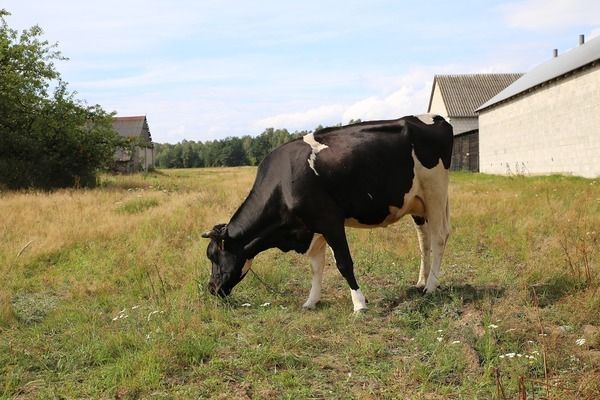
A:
202 114 453 312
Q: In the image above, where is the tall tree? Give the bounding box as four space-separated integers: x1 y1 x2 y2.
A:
0 10 118 189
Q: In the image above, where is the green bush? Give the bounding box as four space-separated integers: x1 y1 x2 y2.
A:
0 10 119 190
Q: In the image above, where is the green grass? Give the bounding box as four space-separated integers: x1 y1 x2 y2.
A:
0 169 599 399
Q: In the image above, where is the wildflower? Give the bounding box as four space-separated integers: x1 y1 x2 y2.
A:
576 338 586 346
147 310 160 321
437 337 443 342
488 324 499 329
260 302 271 307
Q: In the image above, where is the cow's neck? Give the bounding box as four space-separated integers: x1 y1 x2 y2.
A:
226 190 312 258
226 190 282 257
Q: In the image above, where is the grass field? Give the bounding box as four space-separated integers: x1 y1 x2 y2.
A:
1 168 599 399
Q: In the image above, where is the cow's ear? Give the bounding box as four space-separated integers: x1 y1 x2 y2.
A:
201 223 227 240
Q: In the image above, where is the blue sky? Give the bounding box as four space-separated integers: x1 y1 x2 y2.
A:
3 0 600 143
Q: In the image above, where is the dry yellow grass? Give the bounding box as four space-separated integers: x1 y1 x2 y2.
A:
0 169 599 399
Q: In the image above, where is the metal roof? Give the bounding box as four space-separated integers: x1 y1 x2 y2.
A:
478 35 600 112
112 116 152 142
429 73 523 117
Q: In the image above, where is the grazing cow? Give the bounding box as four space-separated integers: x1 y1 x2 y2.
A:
202 114 453 312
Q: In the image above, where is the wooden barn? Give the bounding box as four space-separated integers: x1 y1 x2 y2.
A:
112 116 155 173
477 35 600 178
427 73 522 172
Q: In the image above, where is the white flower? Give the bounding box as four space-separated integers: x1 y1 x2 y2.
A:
147 310 160 321
260 302 271 307
241 303 252 307
451 340 461 345
437 337 443 342
576 338 586 346
488 324 499 329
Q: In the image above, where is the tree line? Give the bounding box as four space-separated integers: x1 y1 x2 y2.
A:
155 128 306 168
154 121 361 169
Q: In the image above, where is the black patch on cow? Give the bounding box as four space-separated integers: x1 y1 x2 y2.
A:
412 215 426 226
205 115 453 297
405 115 453 169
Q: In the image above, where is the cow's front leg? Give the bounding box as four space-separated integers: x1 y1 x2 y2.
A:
323 225 367 313
303 234 326 309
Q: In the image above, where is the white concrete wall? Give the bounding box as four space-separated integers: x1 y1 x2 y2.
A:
479 64 600 178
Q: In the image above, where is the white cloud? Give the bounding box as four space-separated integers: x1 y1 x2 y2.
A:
252 64 515 133
502 0 600 30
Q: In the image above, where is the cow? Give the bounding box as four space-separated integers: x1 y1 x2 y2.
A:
202 114 453 312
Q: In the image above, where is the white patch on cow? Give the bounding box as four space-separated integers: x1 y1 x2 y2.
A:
303 133 329 176
350 288 368 312
416 113 437 125
303 234 326 309
410 150 450 293
241 259 253 277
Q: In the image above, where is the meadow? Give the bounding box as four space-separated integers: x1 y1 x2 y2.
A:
1 168 599 399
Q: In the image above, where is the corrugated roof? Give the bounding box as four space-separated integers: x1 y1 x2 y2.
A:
478 35 600 111
112 116 151 141
430 73 523 117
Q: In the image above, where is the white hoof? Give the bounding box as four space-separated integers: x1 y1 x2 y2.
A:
351 289 368 312
302 301 318 310
423 283 439 294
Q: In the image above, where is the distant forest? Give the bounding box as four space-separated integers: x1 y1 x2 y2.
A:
154 121 360 168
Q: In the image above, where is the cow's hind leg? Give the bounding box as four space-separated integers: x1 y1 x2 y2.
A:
303 234 327 309
412 215 431 288
424 197 450 293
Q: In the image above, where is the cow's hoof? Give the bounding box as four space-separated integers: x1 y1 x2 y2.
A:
423 285 439 294
302 301 319 310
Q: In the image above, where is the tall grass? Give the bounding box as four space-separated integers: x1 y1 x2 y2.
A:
0 169 598 399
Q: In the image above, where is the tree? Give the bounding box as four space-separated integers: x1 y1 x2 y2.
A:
0 10 119 189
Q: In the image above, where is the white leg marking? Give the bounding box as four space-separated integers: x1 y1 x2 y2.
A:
414 221 431 288
303 133 329 176
424 199 450 293
303 235 326 309
350 288 368 312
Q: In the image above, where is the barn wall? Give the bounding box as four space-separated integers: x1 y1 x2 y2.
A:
479 63 600 178
451 131 479 172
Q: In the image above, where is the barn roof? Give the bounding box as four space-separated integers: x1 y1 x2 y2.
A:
478 35 600 112
429 73 523 118
112 115 152 142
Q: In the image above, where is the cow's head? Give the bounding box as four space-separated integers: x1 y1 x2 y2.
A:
202 224 252 297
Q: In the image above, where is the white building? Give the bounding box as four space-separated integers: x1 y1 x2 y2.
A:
477 35 600 178
427 73 522 171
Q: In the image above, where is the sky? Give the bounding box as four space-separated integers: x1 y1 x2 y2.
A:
3 0 600 143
